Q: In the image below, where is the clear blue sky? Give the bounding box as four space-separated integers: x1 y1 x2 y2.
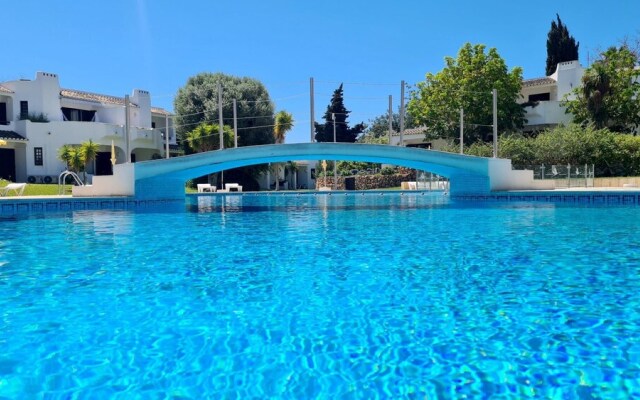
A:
4 1 639 143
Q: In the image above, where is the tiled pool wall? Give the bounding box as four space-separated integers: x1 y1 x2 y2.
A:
2 190 640 215
0 198 185 215
453 191 640 205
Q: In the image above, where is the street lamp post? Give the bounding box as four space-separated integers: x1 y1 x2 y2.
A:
332 113 337 190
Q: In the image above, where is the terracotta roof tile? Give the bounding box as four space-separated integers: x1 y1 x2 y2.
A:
0 130 27 141
523 77 556 87
60 88 170 115
0 85 13 94
151 107 171 116
391 126 428 136
60 89 139 107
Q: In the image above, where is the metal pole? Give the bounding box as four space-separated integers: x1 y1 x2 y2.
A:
310 77 315 142
492 88 498 158
124 95 131 163
459 108 464 154
388 95 393 145
399 80 405 146
332 113 337 190
165 113 170 159
233 99 238 148
218 83 224 150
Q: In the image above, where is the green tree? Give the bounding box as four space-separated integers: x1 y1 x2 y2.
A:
174 73 275 150
408 43 525 145
273 110 294 144
546 14 579 76
314 84 365 143
80 139 99 183
358 110 416 143
271 111 294 190
67 148 84 175
58 144 74 170
564 46 640 132
185 123 235 153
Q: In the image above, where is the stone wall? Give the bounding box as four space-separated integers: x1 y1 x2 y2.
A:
316 170 416 190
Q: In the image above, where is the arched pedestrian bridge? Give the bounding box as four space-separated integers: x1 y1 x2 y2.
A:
75 143 547 199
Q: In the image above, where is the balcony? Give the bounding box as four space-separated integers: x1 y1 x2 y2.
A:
523 101 572 127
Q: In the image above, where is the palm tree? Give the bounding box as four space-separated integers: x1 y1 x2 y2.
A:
57 144 74 170
581 64 611 128
68 147 85 175
80 139 100 183
273 111 294 144
272 111 294 190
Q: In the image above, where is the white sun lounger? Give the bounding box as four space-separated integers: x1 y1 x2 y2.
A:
197 183 216 193
0 183 27 196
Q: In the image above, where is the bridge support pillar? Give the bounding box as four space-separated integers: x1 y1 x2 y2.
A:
449 173 490 196
135 177 186 200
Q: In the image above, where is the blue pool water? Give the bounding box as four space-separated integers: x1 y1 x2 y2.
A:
1 193 639 399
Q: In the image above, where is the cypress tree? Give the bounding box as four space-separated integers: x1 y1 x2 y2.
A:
314 84 364 143
546 14 579 76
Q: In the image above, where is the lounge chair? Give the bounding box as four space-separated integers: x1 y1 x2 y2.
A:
222 183 242 192
0 183 27 197
197 183 216 193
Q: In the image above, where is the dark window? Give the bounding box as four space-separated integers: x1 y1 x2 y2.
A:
0 103 7 124
61 107 96 122
20 101 28 119
34 147 43 166
528 93 550 102
151 122 156 128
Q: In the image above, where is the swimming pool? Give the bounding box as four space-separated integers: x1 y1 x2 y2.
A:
1 193 639 398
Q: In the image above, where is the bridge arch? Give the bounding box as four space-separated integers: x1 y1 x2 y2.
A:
128 143 526 199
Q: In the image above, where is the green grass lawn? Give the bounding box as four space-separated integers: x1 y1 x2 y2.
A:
0 180 69 196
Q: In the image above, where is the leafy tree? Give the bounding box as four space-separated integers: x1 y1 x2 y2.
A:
564 46 640 132
314 84 365 143
358 111 416 143
546 14 579 76
408 43 525 145
185 123 235 153
174 73 275 151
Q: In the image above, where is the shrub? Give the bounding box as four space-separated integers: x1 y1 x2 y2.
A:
19 112 49 123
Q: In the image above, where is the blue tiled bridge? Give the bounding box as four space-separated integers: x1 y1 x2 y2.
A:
129 143 530 199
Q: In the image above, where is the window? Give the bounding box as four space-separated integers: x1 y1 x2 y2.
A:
151 122 156 128
61 107 96 122
20 101 28 119
528 93 550 102
34 147 43 166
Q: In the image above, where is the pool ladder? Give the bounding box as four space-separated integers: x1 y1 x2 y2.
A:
58 171 84 195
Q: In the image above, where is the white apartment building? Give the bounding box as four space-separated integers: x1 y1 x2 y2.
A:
391 61 585 147
520 60 584 133
0 72 175 183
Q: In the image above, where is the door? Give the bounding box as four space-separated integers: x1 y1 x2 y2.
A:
0 148 16 181
94 152 113 175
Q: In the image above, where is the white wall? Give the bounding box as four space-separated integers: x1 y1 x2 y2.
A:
131 89 151 128
523 101 573 126
73 163 135 197
15 120 163 182
553 61 584 100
